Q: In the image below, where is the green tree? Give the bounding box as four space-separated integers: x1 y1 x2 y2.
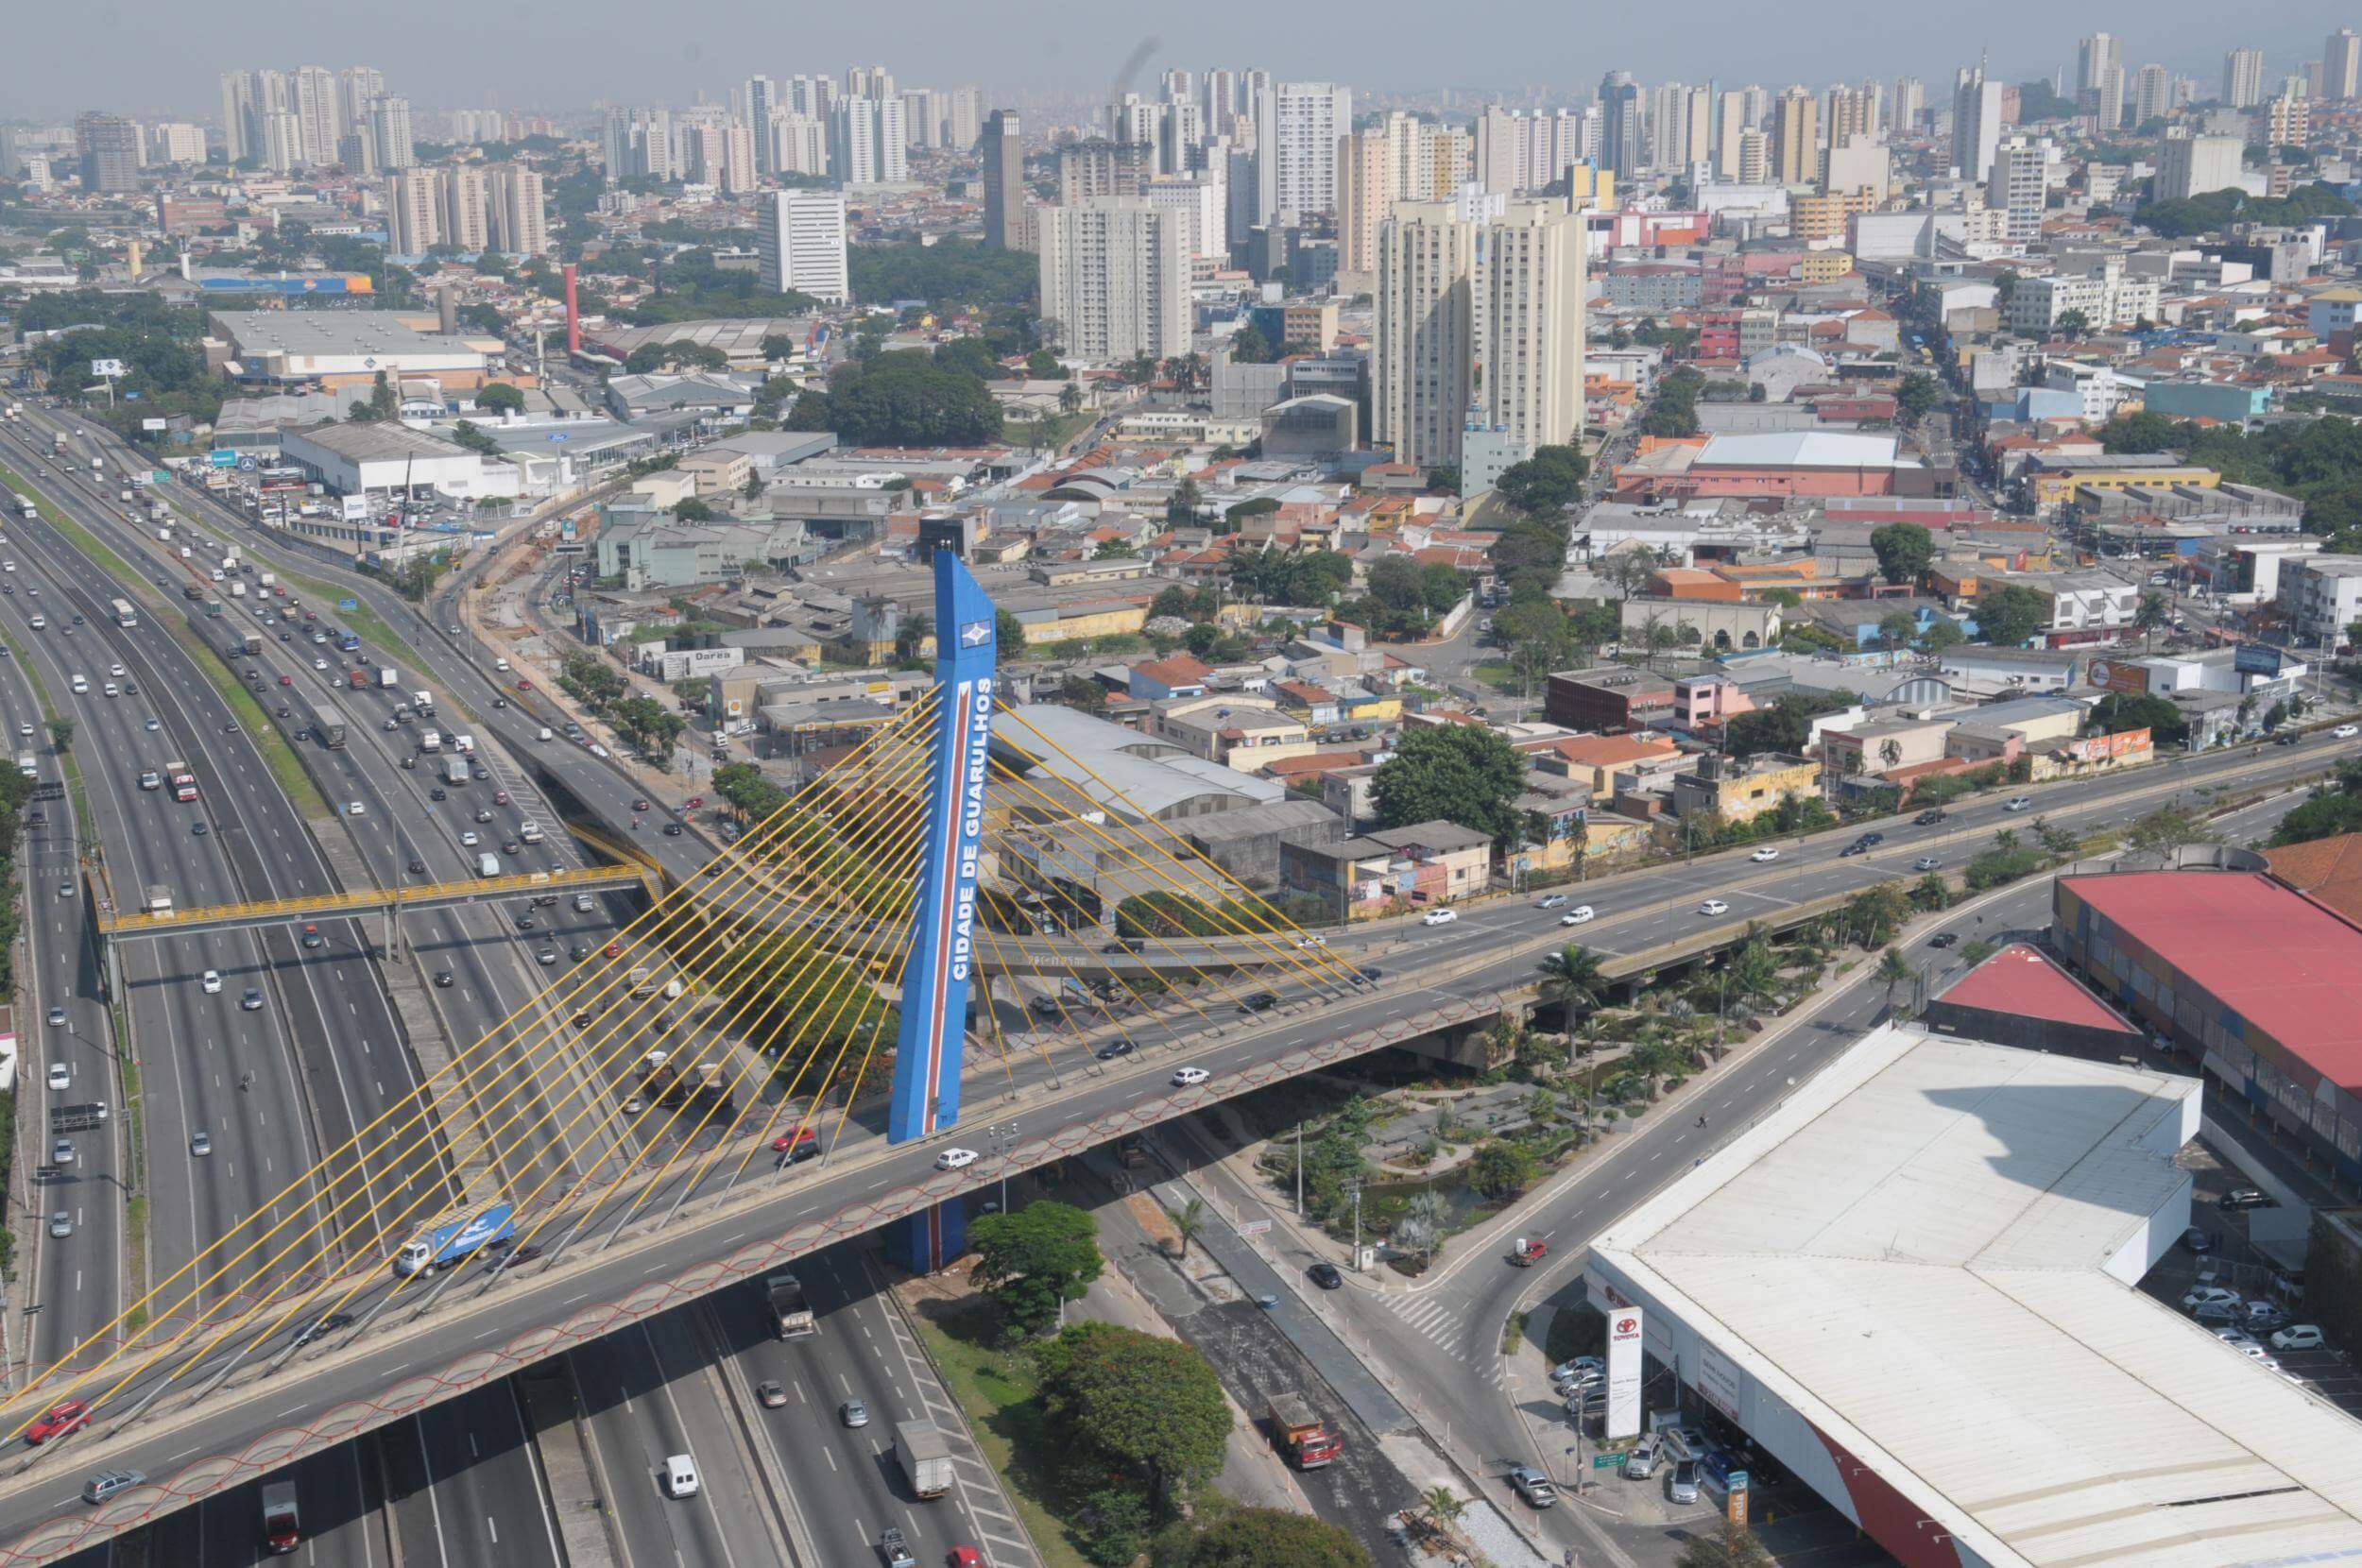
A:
1911 872 1951 911
1841 882 1912 947
1869 521 1935 587
475 381 524 416
2271 763 2362 845
1467 1140 1542 1199
2087 690 2189 750
2053 308 2092 338
1164 1196 1207 1260
759 332 800 363
967 1201 1104 1337
1876 945 1917 1009
2135 588 2170 650
822 349 1004 445
1167 476 1205 528
1492 445 1588 516
43 718 73 756
1036 1322 1231 1516
1058 381 1084 416
712 761 788 823
1185 1508 1373 1568
1974 584 2049 648
1371 725 1527 844
673 496 715 522
1894 372 1940 423
450 419 501 456
1876 609 1919 650
995 605 1029 655
2125 804 2218 860
1229 323 1276 364
1537 944 1610 1017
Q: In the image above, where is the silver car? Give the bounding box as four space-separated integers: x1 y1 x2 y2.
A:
1623 1433 1661 1480
1667 1458 1701 1505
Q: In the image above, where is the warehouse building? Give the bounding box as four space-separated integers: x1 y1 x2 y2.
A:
1586 1024 2362 1567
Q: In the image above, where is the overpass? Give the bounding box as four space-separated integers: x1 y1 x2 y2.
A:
0 533 2345 1556
94 864 654 942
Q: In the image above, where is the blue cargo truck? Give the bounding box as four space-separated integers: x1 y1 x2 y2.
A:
392 1203 515 1276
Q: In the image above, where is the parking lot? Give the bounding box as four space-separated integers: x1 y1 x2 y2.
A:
2139 1139 2358 1417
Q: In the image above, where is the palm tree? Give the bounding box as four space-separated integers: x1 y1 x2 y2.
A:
1420 1485 1465 1533
1876 946 1917 1010
1537 945 1610 1019
2135 588 2169 652
1164 1197 1206 1260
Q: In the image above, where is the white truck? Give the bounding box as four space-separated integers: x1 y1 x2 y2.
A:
419 729 442 753
519 820 545 844
412 689 435 716
376 667 399 689
894 1423 953 1500
442 756 470 786
453 732 476 755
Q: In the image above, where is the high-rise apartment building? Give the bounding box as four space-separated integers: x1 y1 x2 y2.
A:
1145 176 1225 261
746 75 779 171
1599 72 1642 179
439 164 489 254
1825 83 1878 148
368 96 414 171
2131 64 2172 127
901 89 946 150
338 67 384 132
293 65 341 164
340 131 377 177
830 96 908 185
981 110 1026 249
75 112 142 192
2096 66 2126 131
1770 86 1818 185
219 71 256 162
2268 92 2310 148
720 126 757 194
2154 131 2244 200
1737 128 1770 184
488 164 547 256
1473 108 1585 195
1653 86 1713 176
385 166 441 254
787 75 835 120
1890 77 1925 135
602 106 674 183
1986 135 2051 242
1253 80 1351 223
260 109 302 174
2076 35 2120 98
2328 28 2362 100
1373 198 1584 473
1391 114 1474 200
1952 64 2003 182
2223 49 2267 109
948 88 983 151
758 189 849 303
1036 198 1190 363
1714 92 1749 179
1337 127 1393 281
846 65 894 100
770 113 829 179
1059 140 1153 203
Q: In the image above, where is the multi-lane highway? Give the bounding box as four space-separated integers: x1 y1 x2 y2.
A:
0 656 2338 1560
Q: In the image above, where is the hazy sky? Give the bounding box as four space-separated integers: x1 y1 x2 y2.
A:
3 0 2354 119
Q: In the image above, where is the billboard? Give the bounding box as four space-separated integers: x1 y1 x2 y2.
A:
90 357 126 378
2086 658 2151 695
140 418 167 432
2234 642 2284 677
1605 1304 1645 1440
2067 726 2151 763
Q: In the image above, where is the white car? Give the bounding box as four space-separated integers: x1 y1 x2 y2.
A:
933 1147 978 1171
108 664 124 678
199 969 223 995
1420 908 1458 927
1698 898 1730 916
1750 846 1780 862
2182 1285 2241 1310
45 1062 68 1091
460 830 479 847
348 801 367 815
1172 1066 1211 1086
2337 724 2360 740
1292 934 1326 948
313 658 328 672
1560 905 1596 925
2270 1324 2325 1352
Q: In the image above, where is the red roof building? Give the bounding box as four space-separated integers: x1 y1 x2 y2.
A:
2053 871 2362 1181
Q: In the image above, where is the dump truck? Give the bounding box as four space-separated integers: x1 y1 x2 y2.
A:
1267 1392 1344 1469
766 1273 817 1340
894 1422 954 1500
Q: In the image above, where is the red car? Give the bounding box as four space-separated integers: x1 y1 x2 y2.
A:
950 1549 985 1567
25 1400 90 1445
493 790 510 805
684 796 705 810
603 942 622 959
771 1128 821 1162
517 678 533 690
631 798 650 811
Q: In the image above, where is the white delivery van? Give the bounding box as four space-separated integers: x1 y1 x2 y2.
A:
476 851 501 878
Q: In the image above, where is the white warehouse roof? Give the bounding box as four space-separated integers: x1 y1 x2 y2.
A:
1694 431 1919 469
1588 1026 2362 1567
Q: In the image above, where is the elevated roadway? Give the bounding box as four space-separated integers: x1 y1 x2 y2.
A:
0 727 2343 1560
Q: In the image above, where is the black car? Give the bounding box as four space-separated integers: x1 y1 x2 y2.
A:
1861 830 1886 845
1308 1261 1344 1289
293 1311 352 1347
662 822 684 836
429 787 447 801
1094 1038 1137 1061
1358 966 1383 982
1928 931 1959 948
1913 809 1947 825
516 915 537 931
2274 732 2301 745
1238 990 1278 1014
1839 842 1868 858
407 858 426 874
434 970 454 988
2218 1187 2276 1211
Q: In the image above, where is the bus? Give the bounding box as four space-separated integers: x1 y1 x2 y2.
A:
111 597 137 629
309 699 348 751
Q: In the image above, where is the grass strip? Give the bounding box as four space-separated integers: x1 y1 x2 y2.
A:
173 617 331 818
906 1302 1093 1568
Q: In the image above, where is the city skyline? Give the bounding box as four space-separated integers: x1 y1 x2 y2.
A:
2 0 2357 119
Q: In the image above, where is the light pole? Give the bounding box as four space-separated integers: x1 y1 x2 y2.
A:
1347 1181 1363 1272
989 1121 1020 1212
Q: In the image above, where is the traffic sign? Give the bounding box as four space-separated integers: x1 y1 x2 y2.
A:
339 598 358 611
1592 1453 1622 1471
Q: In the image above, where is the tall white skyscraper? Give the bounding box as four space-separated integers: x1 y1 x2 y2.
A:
2131 65 2172 127
439 164 490 253
787 75 835 119
1890 77 1925 135
1036 198 1189 363
948 88 983 151
2076 35 2120 98
2224 48 2268 109
846 64 894 100
770 113 829 178
385 167 441 254
830 96 908 185
1374 198 1584 471
758 189 849 302
292 65 341 164
1986 136 2051 242
1952 64 2003 182
1252 80 1352 224
338 67 385 132
368 96 414 171
260 110 302 174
